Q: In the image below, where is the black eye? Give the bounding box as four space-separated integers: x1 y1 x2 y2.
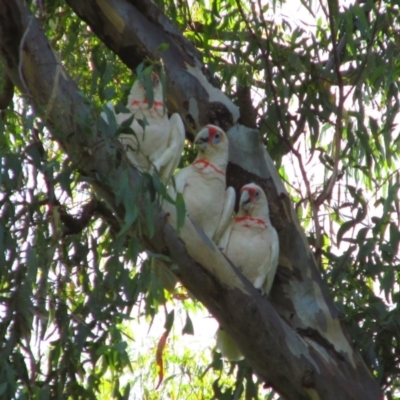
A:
213 133 221 144
254 191 260 200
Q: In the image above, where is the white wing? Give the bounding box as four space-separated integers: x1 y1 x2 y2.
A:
216 219 233 251
154 113 185 182
214 186 235 242
262 227 279 295
167 166 190 200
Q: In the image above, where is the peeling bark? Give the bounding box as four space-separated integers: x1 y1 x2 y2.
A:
0 0 382 398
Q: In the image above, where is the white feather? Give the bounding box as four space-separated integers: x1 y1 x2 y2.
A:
216 183 279 361
103 73 185 182
170 125 235 241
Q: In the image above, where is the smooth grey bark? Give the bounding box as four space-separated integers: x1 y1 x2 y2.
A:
0 0 381 398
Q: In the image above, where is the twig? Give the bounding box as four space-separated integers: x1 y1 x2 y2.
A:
343 0 382 101
316 0 343 210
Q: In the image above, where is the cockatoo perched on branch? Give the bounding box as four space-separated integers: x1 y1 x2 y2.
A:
153 124 235 296
216 183 279 361
170 124 235 242
103 72 185 182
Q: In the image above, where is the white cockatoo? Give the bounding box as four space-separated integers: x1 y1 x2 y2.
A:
216 182 279 361
170 124 235 242
153 124 235 296
103 72 185 182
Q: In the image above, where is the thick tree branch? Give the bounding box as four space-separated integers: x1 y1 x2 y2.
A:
0 0 381 398
0 68 14 109
66 0 239 135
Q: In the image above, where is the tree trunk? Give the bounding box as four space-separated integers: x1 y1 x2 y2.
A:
0 0 382 398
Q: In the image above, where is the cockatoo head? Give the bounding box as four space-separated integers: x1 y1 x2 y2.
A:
239 183 270 220
194 125 228 164
128 72 164 115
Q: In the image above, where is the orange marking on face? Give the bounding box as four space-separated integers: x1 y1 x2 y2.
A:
234 216 267 228
130 99 164 108
193 159 225 176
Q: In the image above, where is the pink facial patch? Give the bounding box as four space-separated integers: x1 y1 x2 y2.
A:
206 125 221 141
240 186 259 202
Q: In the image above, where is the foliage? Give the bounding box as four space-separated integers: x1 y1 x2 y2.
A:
163 0 400 395
0 0 400 398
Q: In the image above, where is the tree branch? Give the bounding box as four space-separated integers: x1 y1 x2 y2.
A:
0 0 381 398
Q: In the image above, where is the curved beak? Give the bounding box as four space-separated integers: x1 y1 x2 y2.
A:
194 128 209 151
240 189 251 211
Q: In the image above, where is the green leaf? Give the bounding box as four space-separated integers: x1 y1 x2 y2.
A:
137 66 155 109
145 200 155 238
157 42 170 52
136 116 149 132
353 3 371 41
0 383 7 396
100 103 118 136
122 384 131 400
119 114 135 129
102 86 115 101
57 167 73 197
182 313 194 335
165 309 175 332
175 192 186 235
117 204 138 238
337 206 366 245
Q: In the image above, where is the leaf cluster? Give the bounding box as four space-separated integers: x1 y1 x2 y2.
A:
1 0 400 398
